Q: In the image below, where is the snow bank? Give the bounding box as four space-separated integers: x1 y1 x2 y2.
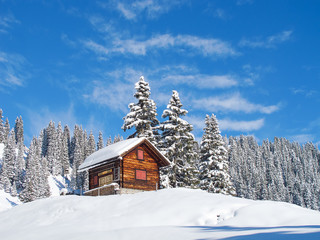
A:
0 188 319 240
0 190 21 212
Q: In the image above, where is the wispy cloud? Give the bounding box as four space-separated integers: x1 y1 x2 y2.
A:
83 68 143 112
291 87 318 98
192 92 280 114
289 134 315 144
0 52 28 90
236 0 254 6
239 30 293 48
25 105 105 143
184 115 265 132
111 0 184 20
26 105 78 139
219 118 264 131
0 14 20 34
160 74 238 89
83 34 237 58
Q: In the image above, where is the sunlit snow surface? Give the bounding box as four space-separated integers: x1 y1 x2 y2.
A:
0 188 319 240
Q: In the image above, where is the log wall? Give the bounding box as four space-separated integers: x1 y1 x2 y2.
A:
122 144 160 191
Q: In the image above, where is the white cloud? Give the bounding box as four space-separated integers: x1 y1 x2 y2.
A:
239 30 293 48
192 93 280 114
25 105 106 144
86 82 133 113
184 115 264 132
26 105 78 140
83 68 145 112
236 0 254 5
113 0 184 20
0 52 28 89
161 74 238 89
183 115 205 130
213 9 227 20
117 3 137 20
83 40 109 56
83 34 237 58
219 118 264 131
0 14 19 34
289 134 315 144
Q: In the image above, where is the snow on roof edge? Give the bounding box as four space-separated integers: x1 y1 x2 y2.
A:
78 137 146 171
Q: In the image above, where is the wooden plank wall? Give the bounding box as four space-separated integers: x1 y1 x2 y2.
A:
122 144 160 191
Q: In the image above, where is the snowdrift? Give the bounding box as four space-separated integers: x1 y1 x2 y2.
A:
0 188 319 240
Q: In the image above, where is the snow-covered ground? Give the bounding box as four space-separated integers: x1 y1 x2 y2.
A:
0 188 319 240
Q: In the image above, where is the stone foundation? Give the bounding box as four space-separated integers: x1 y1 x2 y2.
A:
84 184 146 196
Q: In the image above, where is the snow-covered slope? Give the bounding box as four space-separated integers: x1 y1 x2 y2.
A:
0 190 21 212
0 188 319 240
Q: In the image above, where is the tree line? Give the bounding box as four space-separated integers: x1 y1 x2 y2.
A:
0 76 319 211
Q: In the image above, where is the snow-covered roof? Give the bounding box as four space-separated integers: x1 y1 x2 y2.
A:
78 137 169 172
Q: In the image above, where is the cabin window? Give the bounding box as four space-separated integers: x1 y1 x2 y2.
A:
93 176 98 185
137 149 144 160
90 177 94 186
99 175 113 187
114 167 120 181
135 169 147 181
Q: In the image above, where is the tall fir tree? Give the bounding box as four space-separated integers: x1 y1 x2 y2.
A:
46 121 60 175
97 131 104 150
87 131 96 157
61 125 70 176
159 90 198 188
4 118 10 144
0 109 4 143
122 76 159 144
14 116 24 145
20 137 41 202
199 114 236 196
3 130 17 187
106 136 112 146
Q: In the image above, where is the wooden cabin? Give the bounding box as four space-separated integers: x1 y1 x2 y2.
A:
78 137 170 196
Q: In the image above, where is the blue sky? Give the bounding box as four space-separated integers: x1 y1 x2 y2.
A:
0 0 319 146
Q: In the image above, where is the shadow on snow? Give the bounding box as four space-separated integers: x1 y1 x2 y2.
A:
182 225 320 240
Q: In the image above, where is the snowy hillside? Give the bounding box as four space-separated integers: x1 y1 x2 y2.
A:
0 189 319 240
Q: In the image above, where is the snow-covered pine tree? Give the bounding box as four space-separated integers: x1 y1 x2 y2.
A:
97 131 104 150
39 156 50 198
14 116 24 145
20 137 41 202
15 141 25 191
63 125 71 159
122 76 159 145
0 109 4 143
159 90 199 188
70 125 85 191
2 130 17 189
106 136 112 146
61 126 70 176
4 118 10 144
86 131 96 157
113 134 123 143
199 114 235 196
46 121 60 175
